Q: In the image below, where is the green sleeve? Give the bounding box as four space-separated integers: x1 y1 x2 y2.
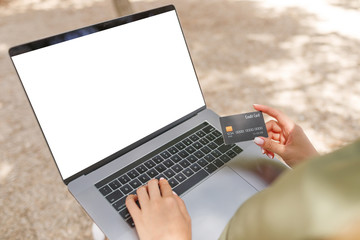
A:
219 140 360 240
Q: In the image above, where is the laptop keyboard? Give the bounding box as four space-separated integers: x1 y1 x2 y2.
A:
95 122 242 227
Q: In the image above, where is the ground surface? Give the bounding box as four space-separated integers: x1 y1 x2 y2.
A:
1 0 359 239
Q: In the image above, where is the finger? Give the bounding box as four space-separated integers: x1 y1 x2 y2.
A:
279 133 286 144
136 185 149 206
264 149 275 158
264 150 275 159
159 178 173 197
268 131 281 142
254 137 285 156
173 193 190 219
253 104 294 130
147 178 161 199
266 120 282 133
126 194 141 220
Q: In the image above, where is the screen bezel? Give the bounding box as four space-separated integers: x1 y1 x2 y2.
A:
9 5 206 185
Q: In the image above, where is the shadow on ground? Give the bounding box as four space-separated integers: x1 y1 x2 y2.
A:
0 0 359 239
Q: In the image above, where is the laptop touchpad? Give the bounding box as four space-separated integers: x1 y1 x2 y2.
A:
182 166 258 240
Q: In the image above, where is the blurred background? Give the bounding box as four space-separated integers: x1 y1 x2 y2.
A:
1 0 359 239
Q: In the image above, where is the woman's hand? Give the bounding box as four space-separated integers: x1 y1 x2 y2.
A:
253 104 318 167
126 178 191 240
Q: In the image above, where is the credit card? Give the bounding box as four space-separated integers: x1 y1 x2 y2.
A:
219 111 268 144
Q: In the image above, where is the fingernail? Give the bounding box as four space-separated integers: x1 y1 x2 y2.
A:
172 191 177 195
254 137 264 145
266 153 273 159
160 177 165 180
262 148 265 154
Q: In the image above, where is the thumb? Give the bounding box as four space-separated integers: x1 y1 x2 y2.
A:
254 137 285 156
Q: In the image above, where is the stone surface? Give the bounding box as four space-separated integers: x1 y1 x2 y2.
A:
1 0 359 239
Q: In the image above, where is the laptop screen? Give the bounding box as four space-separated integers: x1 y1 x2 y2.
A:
10 7 205 181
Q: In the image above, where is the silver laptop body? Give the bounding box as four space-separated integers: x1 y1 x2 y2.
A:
9 5 287 239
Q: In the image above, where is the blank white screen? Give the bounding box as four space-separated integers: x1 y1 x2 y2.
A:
12 11 205 180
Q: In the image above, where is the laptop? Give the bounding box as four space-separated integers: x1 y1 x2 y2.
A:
9 5 287 239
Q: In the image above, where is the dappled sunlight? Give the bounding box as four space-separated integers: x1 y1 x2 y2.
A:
1 0 105 15
0 43 7 53
0 160 13 184
1 0 359 238
255 0 360 40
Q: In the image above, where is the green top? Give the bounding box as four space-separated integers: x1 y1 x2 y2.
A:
219 140 360 240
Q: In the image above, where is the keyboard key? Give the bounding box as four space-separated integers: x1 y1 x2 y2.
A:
126 217 135 228
192 141 203 149
186 155 198 163
156 173 166 180
138 174 150 184
178 150 189 158
190 163 201 172
172 164 183 173
168 178 179 188
116 198 127 211
220 154 231 163
213 130 222 137
127 170 139 179
113 199 124 211
232 145 243 154
182 138 192 146
175 173 186 183
106 190 123 203
218 144 233 154
201 146 211 154
182 168 194 177
211 150 222 158
119 207 131 219
198 158 208 167
168 146 179 154
185 146 196 154
118 174 130 184
95 170 123 189
204 154 215 162
204 163 217 174
147 169 158 178
208 142 217 149
175 142 186 150
173 169 209 196
206 134 216 141
214 137 224 146
194 150 205 159
99 185 112 196
109 179 121 190
213 159 225 167
202 125 215 134
226 150 237 158
199 138 209 145
144 159 156 169
135 165 148 174
189 134 199 142
129 179 142 189
160 151 171 159
164 169 175 178
155 163 166 173
163 159 174 168
179 159 190 168
153 155 164 164
170 154 181 163
120 184 132 195
196 130 206 138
